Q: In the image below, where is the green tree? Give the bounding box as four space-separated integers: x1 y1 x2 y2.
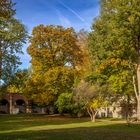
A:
89 0 140 120
0 0 27 84
55 93 73 114
27 25 82 106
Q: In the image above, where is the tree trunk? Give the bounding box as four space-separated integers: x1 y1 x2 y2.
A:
87 107 97 122
137 97 140 121
136 57 140 121
126 95 130 123
41 107 45 114
91 115 96 122
0 43 2 80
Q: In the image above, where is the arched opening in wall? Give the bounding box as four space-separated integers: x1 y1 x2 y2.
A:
0 99 9 113
15 99 26 113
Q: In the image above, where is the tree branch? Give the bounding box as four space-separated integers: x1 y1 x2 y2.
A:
87 107 92 120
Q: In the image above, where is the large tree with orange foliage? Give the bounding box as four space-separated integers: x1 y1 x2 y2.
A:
26 25 83 106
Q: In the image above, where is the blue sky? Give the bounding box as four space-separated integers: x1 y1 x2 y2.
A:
13 0 100 69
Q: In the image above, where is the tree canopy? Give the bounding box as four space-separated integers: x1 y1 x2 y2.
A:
26 25 83 106
88 0 140 120
0 0 27 84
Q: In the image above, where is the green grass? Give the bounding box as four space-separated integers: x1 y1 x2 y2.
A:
0 114 140 140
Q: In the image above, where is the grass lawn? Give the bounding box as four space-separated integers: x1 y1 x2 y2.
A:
0 114 140 140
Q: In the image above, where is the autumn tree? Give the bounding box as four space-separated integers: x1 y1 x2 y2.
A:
27 25 82 106
7 69 29 94
55 29 93 116
0 0 15 18
6 69 29 114
89 0 140 120
76 29 91 78
73 80 108 122
0 0 27 84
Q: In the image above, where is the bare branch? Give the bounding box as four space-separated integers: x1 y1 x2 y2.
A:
132 75 139 100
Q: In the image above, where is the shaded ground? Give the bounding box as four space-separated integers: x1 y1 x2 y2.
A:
0 114 140 140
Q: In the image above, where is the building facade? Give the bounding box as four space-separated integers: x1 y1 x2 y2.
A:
0 94 137 118
0 94 30 114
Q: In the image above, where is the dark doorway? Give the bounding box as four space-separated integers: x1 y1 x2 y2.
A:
15 99 26 113
0 99 9 113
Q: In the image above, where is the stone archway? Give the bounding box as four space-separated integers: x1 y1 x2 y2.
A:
15 99 26 113
0 99 9 113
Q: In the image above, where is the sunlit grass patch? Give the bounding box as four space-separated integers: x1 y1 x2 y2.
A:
0 114 140 140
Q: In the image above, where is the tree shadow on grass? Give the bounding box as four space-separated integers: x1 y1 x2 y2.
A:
0 123 140 140
0 114 90 132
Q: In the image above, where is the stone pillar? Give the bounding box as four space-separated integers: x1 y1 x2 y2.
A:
9 94 13 114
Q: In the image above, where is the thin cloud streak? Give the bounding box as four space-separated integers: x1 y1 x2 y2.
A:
56 9 72 27
57 0 86 23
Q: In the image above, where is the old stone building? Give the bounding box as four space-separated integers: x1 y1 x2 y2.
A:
0 94 51 114
0 94 30 114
